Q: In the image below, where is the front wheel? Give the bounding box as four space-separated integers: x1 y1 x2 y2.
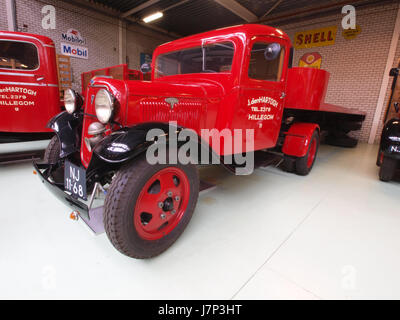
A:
44 135 60 163
104 153 199 259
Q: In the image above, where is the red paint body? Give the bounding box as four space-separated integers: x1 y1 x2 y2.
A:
78 24 361 167
0 31 60 133
285 67 329 110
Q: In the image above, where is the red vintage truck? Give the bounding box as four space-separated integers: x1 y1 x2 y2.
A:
34 24 365 259
0 31 60 143
0 31 142 146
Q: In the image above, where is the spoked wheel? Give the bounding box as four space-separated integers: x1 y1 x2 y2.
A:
294 130 320 176
104 153 199 259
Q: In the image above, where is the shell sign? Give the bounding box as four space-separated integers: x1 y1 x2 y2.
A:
299 52 322 69
294 26 337 49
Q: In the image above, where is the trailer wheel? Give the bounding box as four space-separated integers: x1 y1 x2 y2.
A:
295 130 319 176
44 135 60 163
379 156 397 182
104 153 199 259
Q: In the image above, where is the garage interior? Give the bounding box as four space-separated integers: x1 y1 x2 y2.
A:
1 0 400 299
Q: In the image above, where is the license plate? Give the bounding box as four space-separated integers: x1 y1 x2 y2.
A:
64 161 87 200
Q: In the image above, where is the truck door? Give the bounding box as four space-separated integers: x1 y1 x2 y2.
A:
238 36 289 151
0 37 53 133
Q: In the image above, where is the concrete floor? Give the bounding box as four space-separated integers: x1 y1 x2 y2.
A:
0 141 399 299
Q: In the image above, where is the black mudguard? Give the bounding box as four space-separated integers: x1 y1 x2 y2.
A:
92 122 216 165
93 128 151 163
92 122 175 164
47 111 83 158
379 118 400 159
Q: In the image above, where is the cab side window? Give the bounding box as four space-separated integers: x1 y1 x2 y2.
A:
248 42 285 82
0 40 39 70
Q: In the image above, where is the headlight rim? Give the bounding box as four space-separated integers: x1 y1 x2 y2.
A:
95 89 115 124
64 88 77 114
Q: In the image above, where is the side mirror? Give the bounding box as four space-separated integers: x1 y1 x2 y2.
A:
264 43 281 61
140 63 151 74
389 68 399 77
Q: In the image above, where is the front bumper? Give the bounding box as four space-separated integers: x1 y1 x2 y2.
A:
33 161 105 234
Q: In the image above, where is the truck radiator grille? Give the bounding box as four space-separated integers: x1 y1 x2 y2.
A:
140 98 203 130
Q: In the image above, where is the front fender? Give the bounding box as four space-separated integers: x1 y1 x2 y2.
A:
93 128 151 163
47 111 83 158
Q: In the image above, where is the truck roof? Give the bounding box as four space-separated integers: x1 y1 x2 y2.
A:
0 30 55 47
157 24 291 52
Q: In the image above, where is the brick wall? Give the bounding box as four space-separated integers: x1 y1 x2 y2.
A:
12 0 171 91
275 3 400 143
0 0 8 30
126 24 171 70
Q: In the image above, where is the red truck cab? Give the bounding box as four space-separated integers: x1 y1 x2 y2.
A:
0 31 60 141
34 24 365 259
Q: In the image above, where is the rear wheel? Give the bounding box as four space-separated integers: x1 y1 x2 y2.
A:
104 153 199 259
379 156 397 182
295 130 319 176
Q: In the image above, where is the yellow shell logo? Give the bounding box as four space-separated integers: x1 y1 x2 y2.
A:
342 25 362 40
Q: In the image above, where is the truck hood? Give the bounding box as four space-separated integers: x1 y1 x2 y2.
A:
125 75 227 99
123 76 230 131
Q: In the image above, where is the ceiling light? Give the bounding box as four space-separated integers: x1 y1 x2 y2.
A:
143 11 163 23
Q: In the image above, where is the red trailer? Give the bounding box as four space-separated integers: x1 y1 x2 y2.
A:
34 24 365 259
81 64 143 97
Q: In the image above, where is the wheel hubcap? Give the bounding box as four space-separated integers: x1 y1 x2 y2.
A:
133 167 190 240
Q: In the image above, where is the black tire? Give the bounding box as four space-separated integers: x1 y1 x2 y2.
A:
44 135 60 163
379 156 397 182
104 153 199 259
282 155 295 173
295 130 319 176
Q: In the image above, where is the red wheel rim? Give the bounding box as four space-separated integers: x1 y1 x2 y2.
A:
307 138 317 168
133 167 190 241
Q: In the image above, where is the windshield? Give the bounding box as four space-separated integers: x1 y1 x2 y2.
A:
155 41 234 78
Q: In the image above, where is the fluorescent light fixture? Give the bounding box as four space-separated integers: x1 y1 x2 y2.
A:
143 11 163 23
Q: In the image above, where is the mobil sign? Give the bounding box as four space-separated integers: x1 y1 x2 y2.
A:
61 42 88 59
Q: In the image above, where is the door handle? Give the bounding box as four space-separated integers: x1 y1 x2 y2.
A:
35 75 45 81
280 92 286 99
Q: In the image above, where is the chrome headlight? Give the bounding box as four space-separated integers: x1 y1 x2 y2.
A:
64 89 77 114
95 89 114 124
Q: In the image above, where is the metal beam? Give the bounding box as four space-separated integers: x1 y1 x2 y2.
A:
260 0 284 19
214 0 257 22
5 0 16 31
121 0 162 18
61 1 178 39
